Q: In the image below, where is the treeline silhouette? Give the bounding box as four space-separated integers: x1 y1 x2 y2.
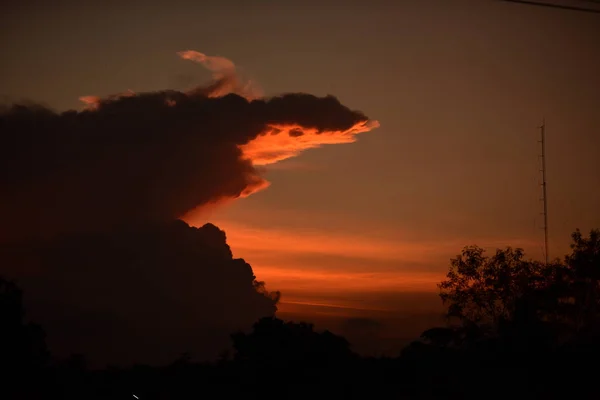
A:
3 228 599 399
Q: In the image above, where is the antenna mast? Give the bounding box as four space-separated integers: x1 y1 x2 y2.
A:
539 119 549 264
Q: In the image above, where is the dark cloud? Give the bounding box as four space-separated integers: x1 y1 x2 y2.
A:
288 128 304 137
0 220 279 367
0 89 368 242
0 64 376 366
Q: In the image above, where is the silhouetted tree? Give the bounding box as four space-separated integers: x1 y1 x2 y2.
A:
533 229 600 349
0 277 49 398
438 246 546 333
430 229 600 359
419 326 461 348
231 316 354 367
0 277 49 369
563 229 600 330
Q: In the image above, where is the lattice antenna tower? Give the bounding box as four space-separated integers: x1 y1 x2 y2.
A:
539 119 549 264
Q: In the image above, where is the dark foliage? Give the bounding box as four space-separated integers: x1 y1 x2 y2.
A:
3 229 600 399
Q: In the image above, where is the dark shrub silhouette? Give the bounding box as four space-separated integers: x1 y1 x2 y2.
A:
2 229 600 399
0 277 49 399
232 316 355 366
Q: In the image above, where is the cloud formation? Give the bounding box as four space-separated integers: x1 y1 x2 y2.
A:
0 50 378 241
177 50 263 100
0 221 279 366
0 50 378 365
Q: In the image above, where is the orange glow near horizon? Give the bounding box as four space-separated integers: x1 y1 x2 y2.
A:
182 215 544 314
252 265 441 294
183 218 447 312
205 220 454 263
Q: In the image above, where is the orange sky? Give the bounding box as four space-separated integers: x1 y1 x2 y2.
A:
2 0 598 322
184 208 542 314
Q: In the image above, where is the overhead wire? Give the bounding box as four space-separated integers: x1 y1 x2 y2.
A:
496 0 600 14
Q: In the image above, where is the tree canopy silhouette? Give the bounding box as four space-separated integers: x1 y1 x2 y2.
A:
438 245 545 329
424 229 600 352
0 276 48 370
231 316 354 366
0 276 49 398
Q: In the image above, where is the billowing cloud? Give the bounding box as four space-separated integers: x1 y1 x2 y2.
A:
0 50 378 242
0 50 378 366
176 50 380 166
0 221 279 367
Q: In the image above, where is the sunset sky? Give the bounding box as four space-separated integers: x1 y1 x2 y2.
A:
2 0 599 326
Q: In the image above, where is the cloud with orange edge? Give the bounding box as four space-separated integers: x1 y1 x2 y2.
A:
1 50 379 240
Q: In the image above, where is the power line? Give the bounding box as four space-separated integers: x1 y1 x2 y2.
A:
497 0 600 14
